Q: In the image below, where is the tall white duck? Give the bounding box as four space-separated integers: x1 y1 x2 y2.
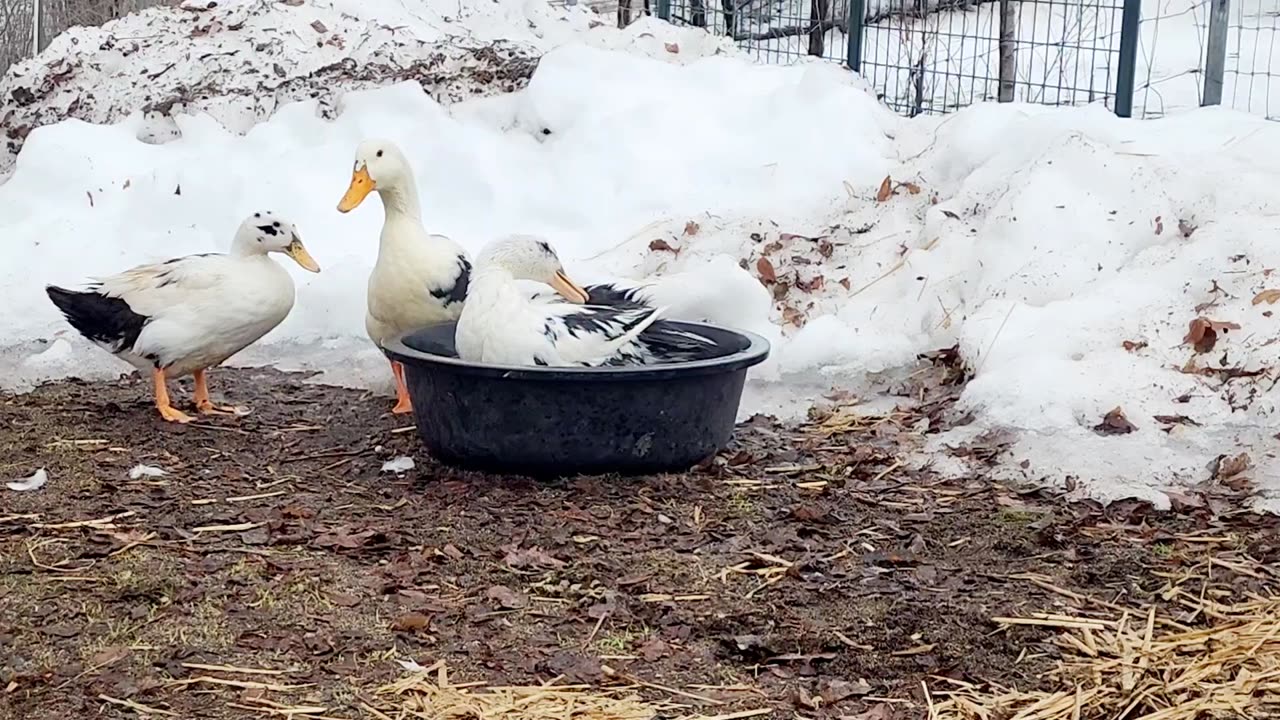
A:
456 236 723 367
44 212 321 423
335 140 769 405
336 139 472 414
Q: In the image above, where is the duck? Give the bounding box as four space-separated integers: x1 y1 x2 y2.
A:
336 139 472 414
44 211 321 423
455 235 722 367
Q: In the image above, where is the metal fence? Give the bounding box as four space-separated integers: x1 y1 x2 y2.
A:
645 0 1279 120
0 0 177 77
4 0 1276 121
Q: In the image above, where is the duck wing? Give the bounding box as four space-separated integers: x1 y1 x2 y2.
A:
45 253 231 354
538 301 666 367
633 320 721 363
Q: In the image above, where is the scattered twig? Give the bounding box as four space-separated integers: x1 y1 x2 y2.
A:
98 694 177 716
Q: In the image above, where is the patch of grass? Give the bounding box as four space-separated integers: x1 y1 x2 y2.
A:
996 508 1040 527
725 491 761 520
140 596 235 651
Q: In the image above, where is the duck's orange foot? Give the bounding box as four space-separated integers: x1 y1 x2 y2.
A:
192 368 248 416
158 404 195 424
197 400 248 416
390 360 414 414
153 367 194 424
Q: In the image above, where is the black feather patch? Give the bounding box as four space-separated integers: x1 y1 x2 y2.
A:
561 306 654 339
533 357 549 366
45 285 149 356
258 224 279 236
430 256 471 307
583 283 649 311
634 320 721 362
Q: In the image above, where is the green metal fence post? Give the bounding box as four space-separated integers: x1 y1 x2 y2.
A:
1114 0 1142 117
1203 0 1229 106
657 0 672 21
846 0 865 72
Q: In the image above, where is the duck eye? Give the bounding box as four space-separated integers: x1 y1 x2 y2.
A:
376 150 384 158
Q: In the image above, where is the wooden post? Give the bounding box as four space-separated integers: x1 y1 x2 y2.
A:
808 0 829 56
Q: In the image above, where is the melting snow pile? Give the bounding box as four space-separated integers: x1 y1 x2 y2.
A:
0 0 737 177
1 2 1278 509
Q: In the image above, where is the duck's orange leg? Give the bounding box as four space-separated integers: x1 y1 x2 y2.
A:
193 369 245 415
390 360 414 415
152 368 193 424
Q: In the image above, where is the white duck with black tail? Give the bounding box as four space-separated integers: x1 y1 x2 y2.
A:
336 138 472 414
456 236 723 368
44 212 321 423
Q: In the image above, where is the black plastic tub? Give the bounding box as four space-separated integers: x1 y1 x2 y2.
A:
382 320 770 477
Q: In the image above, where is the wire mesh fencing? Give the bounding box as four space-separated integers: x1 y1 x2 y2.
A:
1134 0 1278 120
0 0 35 75
648 0 1278 120
856 0 1125 115
0 0 177 76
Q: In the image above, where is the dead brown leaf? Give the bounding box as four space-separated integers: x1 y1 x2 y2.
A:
501 544 565 569
1154 215 1164 235
781 306 806 327
664 42 679 53
756 257 777 284
327 592 361 608
390 613 431 632
900 181 921 195
88 646 130 668
282 0 304 5
648 238 678 254
638 638 669 662
1122 340 1148 352
875 176 893 202
1093 407 1137 436
796 275 825 293
1252 289 1280 305
1154 414 1200 428
682 220 699 236
485 585 528 609
817 239 834 258
309 20 327 33
1178 218 1197 237
839 278 851 290
1215 452 1251 480
1183 317 1241 354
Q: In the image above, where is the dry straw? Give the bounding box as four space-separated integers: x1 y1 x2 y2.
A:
375 661 673 720
929 575 1280 719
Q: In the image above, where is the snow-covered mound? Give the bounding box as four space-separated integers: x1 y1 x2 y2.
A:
2 13 1277 509
0 0 738 178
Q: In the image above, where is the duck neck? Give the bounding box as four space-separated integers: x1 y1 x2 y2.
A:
378 174 423 223
470 265 518 303
229 235 269 259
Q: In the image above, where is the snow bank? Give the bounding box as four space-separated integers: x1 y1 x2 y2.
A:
0 0 739 178
2 7 1277 509
800 102 1280 508
0 43 893 389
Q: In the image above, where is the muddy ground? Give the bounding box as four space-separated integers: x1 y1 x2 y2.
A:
2 364 1278 719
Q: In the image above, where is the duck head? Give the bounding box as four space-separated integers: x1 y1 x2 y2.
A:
336 139 413 213
234 211 321 272
479 235 590 304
